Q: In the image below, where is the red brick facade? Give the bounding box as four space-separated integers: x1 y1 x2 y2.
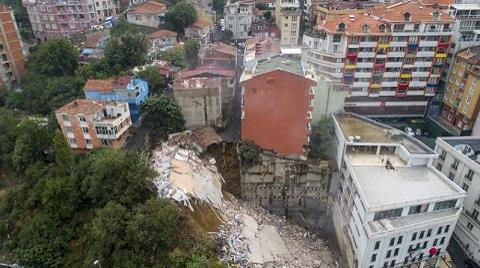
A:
241 70 315 155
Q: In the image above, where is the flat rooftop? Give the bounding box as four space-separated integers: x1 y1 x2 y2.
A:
441 136 480 162
368 208 458 235
241 55 305 82
334 113 433 154
450 4 480 10
352 165 464 211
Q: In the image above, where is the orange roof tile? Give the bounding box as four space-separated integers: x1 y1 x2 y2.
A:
205 42 236 56
372 1 453 23
83 75 132 92
56 99 106 115
148 29 177 39
129 1 166 14
317 13 389 35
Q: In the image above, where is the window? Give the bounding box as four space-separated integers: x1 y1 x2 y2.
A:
62 114 70 121
383 262 388 268
445 225 450 233
374 241 380 250
412 232 417 241
467 222 474 231
437 162 443 171
394 248 399 256
85 139 92 145
465 169 474 181
333 34 341 43
434 199 457 211
451 159 459 170
423 241 427 249
386 250 391 258
427 229 432 237
371 254 377 262
419 253 424 260
100 139 109 146
463 183 470 192
389 238 394 246
390 260 395 267
448 172 455 180
82 127 89 134
409 204 428 215
437 226 443 235
78 115 87 122
419 231 424 239
440 237 445 245
433 238 438 246
69 138 76 145
374 208 403 221
398 236 402 245
66 126 73 133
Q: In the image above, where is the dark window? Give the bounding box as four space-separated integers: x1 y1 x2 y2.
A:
374 241 380 250
445 225 450 233
398 236 403 245
437 226 443 235
390 238 395 246
440 237 445 245
383 262 388 268
434 200 457 211
427 229 432 237
412 232 417 241
423 241 427 249
433 238 438 246
390 260 395 267
404 256 408 264
419 253 424 260
372 254 377 262
374 208 403 220
394 248 399 256
419 231 424 239
386 250 391 258
436 249 441 256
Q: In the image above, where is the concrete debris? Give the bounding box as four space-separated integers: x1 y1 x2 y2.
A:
216 196 337 267
151 142 224 210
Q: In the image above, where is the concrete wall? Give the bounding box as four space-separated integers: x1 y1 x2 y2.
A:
174 87 222 129
126 13 161 28
241 151 332 230
311 78 347 124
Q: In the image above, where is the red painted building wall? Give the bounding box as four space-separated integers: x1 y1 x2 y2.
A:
241 70 316 155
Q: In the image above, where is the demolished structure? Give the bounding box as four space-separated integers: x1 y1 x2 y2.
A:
149 128 338 267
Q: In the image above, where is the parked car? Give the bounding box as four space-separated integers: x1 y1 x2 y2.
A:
405 127 415 136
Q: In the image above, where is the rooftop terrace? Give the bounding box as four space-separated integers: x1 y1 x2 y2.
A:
334 113 433 154
241 55 312 82
352 165 464 211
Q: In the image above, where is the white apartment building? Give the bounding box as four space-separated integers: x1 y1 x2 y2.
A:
434 137 480 264
224 0 255 41
332 112 466 268
275 0 301 46
91 0 118 23
302 1 453 117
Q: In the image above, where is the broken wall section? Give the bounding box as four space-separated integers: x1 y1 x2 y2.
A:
241 150 333 231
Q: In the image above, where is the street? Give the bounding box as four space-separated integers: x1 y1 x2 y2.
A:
448 237 469 268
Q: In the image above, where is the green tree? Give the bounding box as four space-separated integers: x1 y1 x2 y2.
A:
184 38 200 67
75 59 115 81
0 108 19 168
110 18 137 38
158 47 187 68
309 116 335 160
136 66 165 95
81 149 156 207
166 1 198 33
52 130 75 176
212 0 226 12
27 39 78 77
104 33 148 72
142 94 185 137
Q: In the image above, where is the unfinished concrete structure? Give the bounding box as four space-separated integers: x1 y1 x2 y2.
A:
241 150 332 231
173 77 223 129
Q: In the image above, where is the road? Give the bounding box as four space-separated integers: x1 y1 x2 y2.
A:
220 46 243 142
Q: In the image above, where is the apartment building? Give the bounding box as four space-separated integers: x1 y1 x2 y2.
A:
223 0 255 41
173 77 222 128
55 99 132 150
83 75 149 122
126 1 166 28
24 0 95 41
91 0 118 23
0 5 25 86
441 46 480 134
275 0 301 46
303 1 453 117
312 0 367 22
434 136 480 265
332 112 466 268
435 3 480 112
240 55 316 156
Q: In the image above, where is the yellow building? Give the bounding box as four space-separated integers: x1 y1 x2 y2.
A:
441 46 480 133
275 0 301 46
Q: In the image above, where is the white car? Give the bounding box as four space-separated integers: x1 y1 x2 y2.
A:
221 26 225 32
405 127 415 136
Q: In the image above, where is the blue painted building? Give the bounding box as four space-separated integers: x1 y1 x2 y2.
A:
83 75 149 122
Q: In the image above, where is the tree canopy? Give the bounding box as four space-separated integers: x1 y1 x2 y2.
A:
27 39 79 77
158 46 187 68
166 1 198 33
309 116 335 160
104 33 148 73
142 94 185 137
184 38 200 67
136 66 166 95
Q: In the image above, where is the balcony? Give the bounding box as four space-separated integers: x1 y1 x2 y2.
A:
357 62 374 68
374 63 385 68
359 41 378 48
370 83 381 89
400 73 412 79
408 43 419 50
396 90 408 97
387 52 405 58
438 42 449 49
390 41 407 47
419 40 438 47
398 82 409 89
345 64 356 69
358 52 376 58
427 82 439 87
436 53 447 58
347 52 358 61
378 43 390 49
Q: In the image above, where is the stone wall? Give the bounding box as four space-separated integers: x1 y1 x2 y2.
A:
241 151 333 231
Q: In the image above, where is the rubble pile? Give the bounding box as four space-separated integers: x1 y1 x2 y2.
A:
151 142 224 210
217 196 338 267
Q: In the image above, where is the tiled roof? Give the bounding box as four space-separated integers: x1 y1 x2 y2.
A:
418 0 454 6
129 1 166 14
173 77 222 90
83 75 132 92
205 42 236 56
317 13 389 34
180 63 236 78
190 18 212 29
148 29 177 39
371 1 453 23
56 99 106 114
